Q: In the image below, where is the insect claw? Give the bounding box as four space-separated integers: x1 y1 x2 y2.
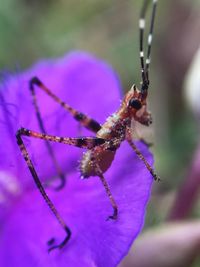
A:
43 173 66 191
54 174 66 191
47 226 71 253
48 242 61 253
150 168 161 182
153 173 161 182
106 214 117 221
47 237 55 246
48 242 62 253
106 207 118 221
157 176 161 182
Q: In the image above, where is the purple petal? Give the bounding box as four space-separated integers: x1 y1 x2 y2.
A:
0 141 153 267
0 52 122 187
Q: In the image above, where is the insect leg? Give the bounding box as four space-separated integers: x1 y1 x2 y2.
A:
16 132 71 252
29 76 102 189
16 128 107 251
30 83 65 190
126 126 159 180
17 127 118 220
17 127 106 148
91 153 118 220
127 138 160 181
29 77 101 133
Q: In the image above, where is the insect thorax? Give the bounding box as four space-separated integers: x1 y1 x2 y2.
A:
80 112 129 179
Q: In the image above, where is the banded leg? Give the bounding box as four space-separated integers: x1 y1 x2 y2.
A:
126 128 160 181
91 153 118 220
29 77 101 189
30 77 101 133
17 127 106 148
16 128 107 251
30 80 66 190
16 132 71 252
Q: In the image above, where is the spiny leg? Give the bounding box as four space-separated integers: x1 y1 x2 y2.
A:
100 173 118 220
17 127 118 220
91 153 118 220
127 138 160 181
16 128 107 251
16 132 71 252
17 127 106 148
29 76 102 189
30 77 101 133
30 83 65 190
126 126 159 180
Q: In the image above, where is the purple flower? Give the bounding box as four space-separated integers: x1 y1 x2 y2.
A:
0 52 153 267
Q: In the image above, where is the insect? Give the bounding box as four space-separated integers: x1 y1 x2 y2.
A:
16 0 159 252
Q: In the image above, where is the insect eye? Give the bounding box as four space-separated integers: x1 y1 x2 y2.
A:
129 99 142 110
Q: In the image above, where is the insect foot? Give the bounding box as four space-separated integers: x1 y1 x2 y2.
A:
106 206 118 221
150 169 161 182
48 226 71 253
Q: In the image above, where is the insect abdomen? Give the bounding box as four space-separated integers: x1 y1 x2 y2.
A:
80 149 116 178
80 112 125 178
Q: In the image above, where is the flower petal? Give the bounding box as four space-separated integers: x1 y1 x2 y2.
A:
0 141 153 267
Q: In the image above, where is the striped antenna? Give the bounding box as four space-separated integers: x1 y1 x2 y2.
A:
139 0 158 94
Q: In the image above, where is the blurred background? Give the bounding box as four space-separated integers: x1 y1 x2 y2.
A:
1 0 200 266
